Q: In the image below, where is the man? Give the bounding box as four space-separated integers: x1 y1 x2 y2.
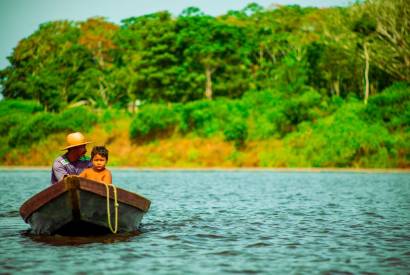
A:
50 132 92 184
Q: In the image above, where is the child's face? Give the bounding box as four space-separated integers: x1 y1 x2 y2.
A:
92 153 107 171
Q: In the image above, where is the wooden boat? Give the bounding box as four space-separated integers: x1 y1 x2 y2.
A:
19 175 151 235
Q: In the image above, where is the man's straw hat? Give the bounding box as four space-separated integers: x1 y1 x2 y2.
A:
61 132 92 150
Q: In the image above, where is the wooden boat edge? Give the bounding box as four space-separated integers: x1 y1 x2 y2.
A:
19 182 67 222
77 176 151 212
19 175 151 222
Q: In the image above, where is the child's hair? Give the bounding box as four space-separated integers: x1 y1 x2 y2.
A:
91 146 109 161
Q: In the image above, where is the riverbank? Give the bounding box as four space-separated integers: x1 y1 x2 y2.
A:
2 126 408 168
1 100 409 168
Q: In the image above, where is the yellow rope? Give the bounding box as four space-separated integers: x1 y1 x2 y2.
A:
105 183 119 234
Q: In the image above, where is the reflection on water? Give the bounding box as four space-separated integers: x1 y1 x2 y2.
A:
0 170 410 274
21 230 141 246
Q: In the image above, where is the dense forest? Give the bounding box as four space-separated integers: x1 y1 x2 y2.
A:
0 0 409 167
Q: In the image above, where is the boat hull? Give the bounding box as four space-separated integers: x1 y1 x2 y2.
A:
20 176 150 235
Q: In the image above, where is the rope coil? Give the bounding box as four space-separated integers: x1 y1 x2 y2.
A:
105 183 119 234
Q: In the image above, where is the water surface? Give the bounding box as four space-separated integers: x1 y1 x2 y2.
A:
0 170 409 274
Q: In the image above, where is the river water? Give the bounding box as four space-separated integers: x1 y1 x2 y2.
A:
0 170 409 274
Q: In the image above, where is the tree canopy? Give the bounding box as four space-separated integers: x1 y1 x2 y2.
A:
1 0 409 110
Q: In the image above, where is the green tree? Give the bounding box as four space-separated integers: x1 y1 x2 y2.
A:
78 17 119 107
1 21 81 110
0 20 105 111
365 0 410 81
120 12 180 103
351 8 377 104
177 8 251 100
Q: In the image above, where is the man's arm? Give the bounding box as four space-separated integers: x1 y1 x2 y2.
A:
52 161 68 183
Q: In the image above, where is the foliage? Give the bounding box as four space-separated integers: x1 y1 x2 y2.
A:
1 1 407 107
129 89 323 142
363 82 410 130
223 119 248 148
283 103 397 167
358 0 410 81
0 99 42 116
242 89 323 138
57 106 99 131
2 105 97 148
0 99 42 138
0 1 409 167
129 104 178 140
177 99 247 136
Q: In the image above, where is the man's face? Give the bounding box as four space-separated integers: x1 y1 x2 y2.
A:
73 145 87 159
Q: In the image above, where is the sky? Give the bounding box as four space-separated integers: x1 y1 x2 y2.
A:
0 0 352 69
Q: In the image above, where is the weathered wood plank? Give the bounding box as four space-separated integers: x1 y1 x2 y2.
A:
19 176 151 235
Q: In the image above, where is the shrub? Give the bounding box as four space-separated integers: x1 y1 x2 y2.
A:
0 99 43 137
56 107 98 131
179 101 215 135
0 114 25 136
178 98 248 137
0 99 42 117
224 118 248 149
7 106 97 147
244 89 323 139
285 102 396 167
243 90 284 139
130 104 178 140
364 82 410 130
8 112 56 147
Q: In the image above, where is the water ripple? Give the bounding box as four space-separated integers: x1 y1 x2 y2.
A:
0 170 409 274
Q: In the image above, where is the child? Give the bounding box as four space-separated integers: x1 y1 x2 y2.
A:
79 146 112 184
